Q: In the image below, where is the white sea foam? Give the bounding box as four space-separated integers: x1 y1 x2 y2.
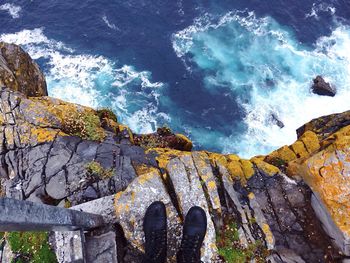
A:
173 11 350 158
0 3 22 19
306 2 336 19
102 15 117 30
0 28 169 133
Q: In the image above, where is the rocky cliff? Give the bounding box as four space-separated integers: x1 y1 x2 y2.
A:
0 42 349 262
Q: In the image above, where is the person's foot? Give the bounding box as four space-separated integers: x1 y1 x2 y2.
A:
142 201 167 263
177 206 207 263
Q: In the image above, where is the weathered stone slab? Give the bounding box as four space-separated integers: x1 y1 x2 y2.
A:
114 167 181 262
85 231 118 263
312 193 350 256
52 231 84 263
72 195 117 224
167 155 218 262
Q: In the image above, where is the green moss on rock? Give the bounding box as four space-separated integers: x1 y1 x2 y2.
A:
217 220 268 262
7 232 57 263
96 108 118 123
86 161 114 179
62 110 106 142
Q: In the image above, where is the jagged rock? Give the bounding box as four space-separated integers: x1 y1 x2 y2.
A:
311 76 336 97
134 127 193 151
288 126 350 256
0 42 47 97
271 113 285 128
297 109 350 140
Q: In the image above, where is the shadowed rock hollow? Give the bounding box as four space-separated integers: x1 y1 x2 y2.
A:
1 42 350 263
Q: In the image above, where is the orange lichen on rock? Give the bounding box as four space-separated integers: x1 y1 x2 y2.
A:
289 126 350 237
250 157 280 176
147 148 191 170
30 127 65 143
299 131 320 153
175 134 193 151
290 141 309 158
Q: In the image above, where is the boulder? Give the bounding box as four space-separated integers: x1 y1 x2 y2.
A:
0 42 47 97
133 127 193 151
288 126 350 256
311 76 336 97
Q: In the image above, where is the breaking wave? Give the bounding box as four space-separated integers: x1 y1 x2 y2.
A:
0 3 22 19
173 10 350 157
0 28 168 134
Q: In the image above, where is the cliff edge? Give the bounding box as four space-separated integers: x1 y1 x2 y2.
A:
0 42 349 262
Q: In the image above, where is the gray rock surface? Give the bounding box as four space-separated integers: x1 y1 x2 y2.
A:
52 231 84 263
311 75 336 97
85 231 118 263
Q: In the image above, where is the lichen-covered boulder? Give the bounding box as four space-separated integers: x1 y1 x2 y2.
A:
112 147 338 262
134 127 193 151
288 126 350 256
0 42 47 97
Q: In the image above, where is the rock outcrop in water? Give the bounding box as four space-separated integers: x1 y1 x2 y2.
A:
311 76 336 97
1 42 350 262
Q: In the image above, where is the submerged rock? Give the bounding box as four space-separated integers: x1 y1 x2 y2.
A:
271 113 285 128
311 76 336 97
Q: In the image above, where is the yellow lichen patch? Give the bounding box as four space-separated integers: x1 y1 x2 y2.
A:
4 126 14 147
226 154 241 162
277 145 298 162
208 152 228 167
175 134 193 151
251 157 280 176
30 127 63 143
118 124 134 144
114 192 124 215
240 160 255 180
293 132 350 237
207 181 216 191
266 145 297 165
147 148 190 170
226 160 245 181
261 223 274 247
248 192 255 200
299 131 320 153
134 164 154 177
0 114 4 125
137 168 160 185
290 140 309 158
30 97 82 123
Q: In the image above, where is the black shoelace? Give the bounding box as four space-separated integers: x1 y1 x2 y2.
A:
179 234 201 263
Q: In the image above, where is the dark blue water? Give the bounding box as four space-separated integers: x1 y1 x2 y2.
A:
1 0 350 157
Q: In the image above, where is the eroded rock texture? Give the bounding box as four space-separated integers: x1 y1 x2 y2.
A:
0 87 141 205
0 42 47 97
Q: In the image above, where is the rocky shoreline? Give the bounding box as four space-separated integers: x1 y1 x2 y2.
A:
1 42 350 262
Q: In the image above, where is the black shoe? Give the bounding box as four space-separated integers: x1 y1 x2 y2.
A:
142 201 167 263
177 206 207 263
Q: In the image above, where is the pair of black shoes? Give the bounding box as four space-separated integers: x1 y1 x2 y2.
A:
142 201 207 263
